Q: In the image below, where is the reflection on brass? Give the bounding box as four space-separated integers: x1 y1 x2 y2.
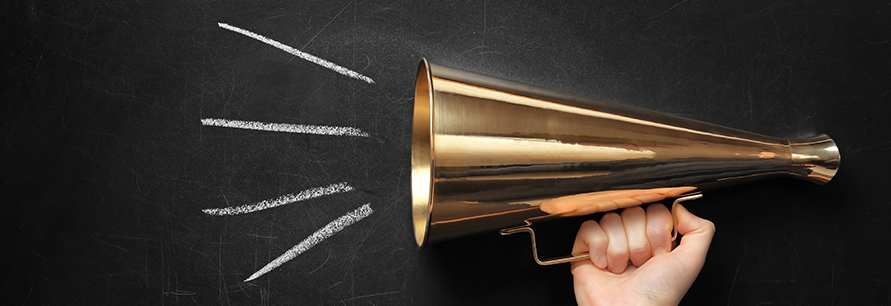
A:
411 58 841 249
540 186 698 217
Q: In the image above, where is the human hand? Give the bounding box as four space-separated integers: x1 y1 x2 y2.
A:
571 204 715 306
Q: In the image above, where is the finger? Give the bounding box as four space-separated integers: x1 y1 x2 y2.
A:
645 204 673 256
621 206 651 267
671 204 716 273
572 220 609 269
599 213 629 273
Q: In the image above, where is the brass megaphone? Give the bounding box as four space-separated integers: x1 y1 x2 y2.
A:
410 59 839 264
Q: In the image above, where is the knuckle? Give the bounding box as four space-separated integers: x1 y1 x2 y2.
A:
578 221 608 247
590 235 609 249
608 247 629 260
628 241 649 253
703 219 716 233
607 241 629 254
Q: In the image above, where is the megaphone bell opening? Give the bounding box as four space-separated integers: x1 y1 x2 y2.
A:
411 59 434 247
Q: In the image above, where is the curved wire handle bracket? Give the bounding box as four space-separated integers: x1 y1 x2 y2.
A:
670 192 703 241
500 192 704 266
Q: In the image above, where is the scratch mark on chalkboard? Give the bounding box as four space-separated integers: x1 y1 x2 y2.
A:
166 289 197 296
92 235 130 253
217 22 375 84
243 203 374 282
21 283 33 305
201 118 370 137
216 231 231 304
300 1 352 50
831 262 836 306
134 170 142 192
308 248 334 274
482 0 487 46
323 281 344 292
450 46 486 60
342 192 402 299
160 238 166 306
649 0 690 21
246 233 278 239
260 287 270 306
726 258 742 306
742 279 797 283
339 291 401 303
144 246 150 287
107 234 154 240
202 182 355 215
218 187 230 207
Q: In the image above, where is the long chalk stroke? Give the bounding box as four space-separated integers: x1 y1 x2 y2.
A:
244 203 374 282
201 118 370 137
203 182 355 216
218 22 375 84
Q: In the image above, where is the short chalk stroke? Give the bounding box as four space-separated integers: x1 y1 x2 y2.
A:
202 182 355 216
218 22 375 84
244 203 374 282
201 118 370 137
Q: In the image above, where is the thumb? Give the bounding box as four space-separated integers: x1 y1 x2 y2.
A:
629 204 714 305
670 203 715 273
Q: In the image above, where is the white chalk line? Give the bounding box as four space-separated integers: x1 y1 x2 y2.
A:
218 22 375 84
201 118 370 137
202 182 355 216
244 203 374 282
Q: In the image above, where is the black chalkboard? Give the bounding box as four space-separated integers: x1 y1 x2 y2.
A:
3 0 890 305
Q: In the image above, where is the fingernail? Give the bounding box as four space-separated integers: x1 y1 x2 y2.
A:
597 255 608 269
654 247 668 256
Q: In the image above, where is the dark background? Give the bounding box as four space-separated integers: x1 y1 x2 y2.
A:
3 0 889 305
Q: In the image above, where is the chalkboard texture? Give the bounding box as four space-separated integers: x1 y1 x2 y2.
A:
3 0 890 305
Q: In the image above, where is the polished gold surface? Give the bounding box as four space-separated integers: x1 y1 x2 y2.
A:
411 58 840 248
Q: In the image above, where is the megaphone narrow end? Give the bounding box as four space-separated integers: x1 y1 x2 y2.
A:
789 134 840 185
411 59 435 247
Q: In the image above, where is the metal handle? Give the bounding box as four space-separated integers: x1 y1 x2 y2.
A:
500 225 592 265
500 192 703 266
671 192 703 241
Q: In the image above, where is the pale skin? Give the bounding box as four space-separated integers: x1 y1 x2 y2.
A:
571 204 715 306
